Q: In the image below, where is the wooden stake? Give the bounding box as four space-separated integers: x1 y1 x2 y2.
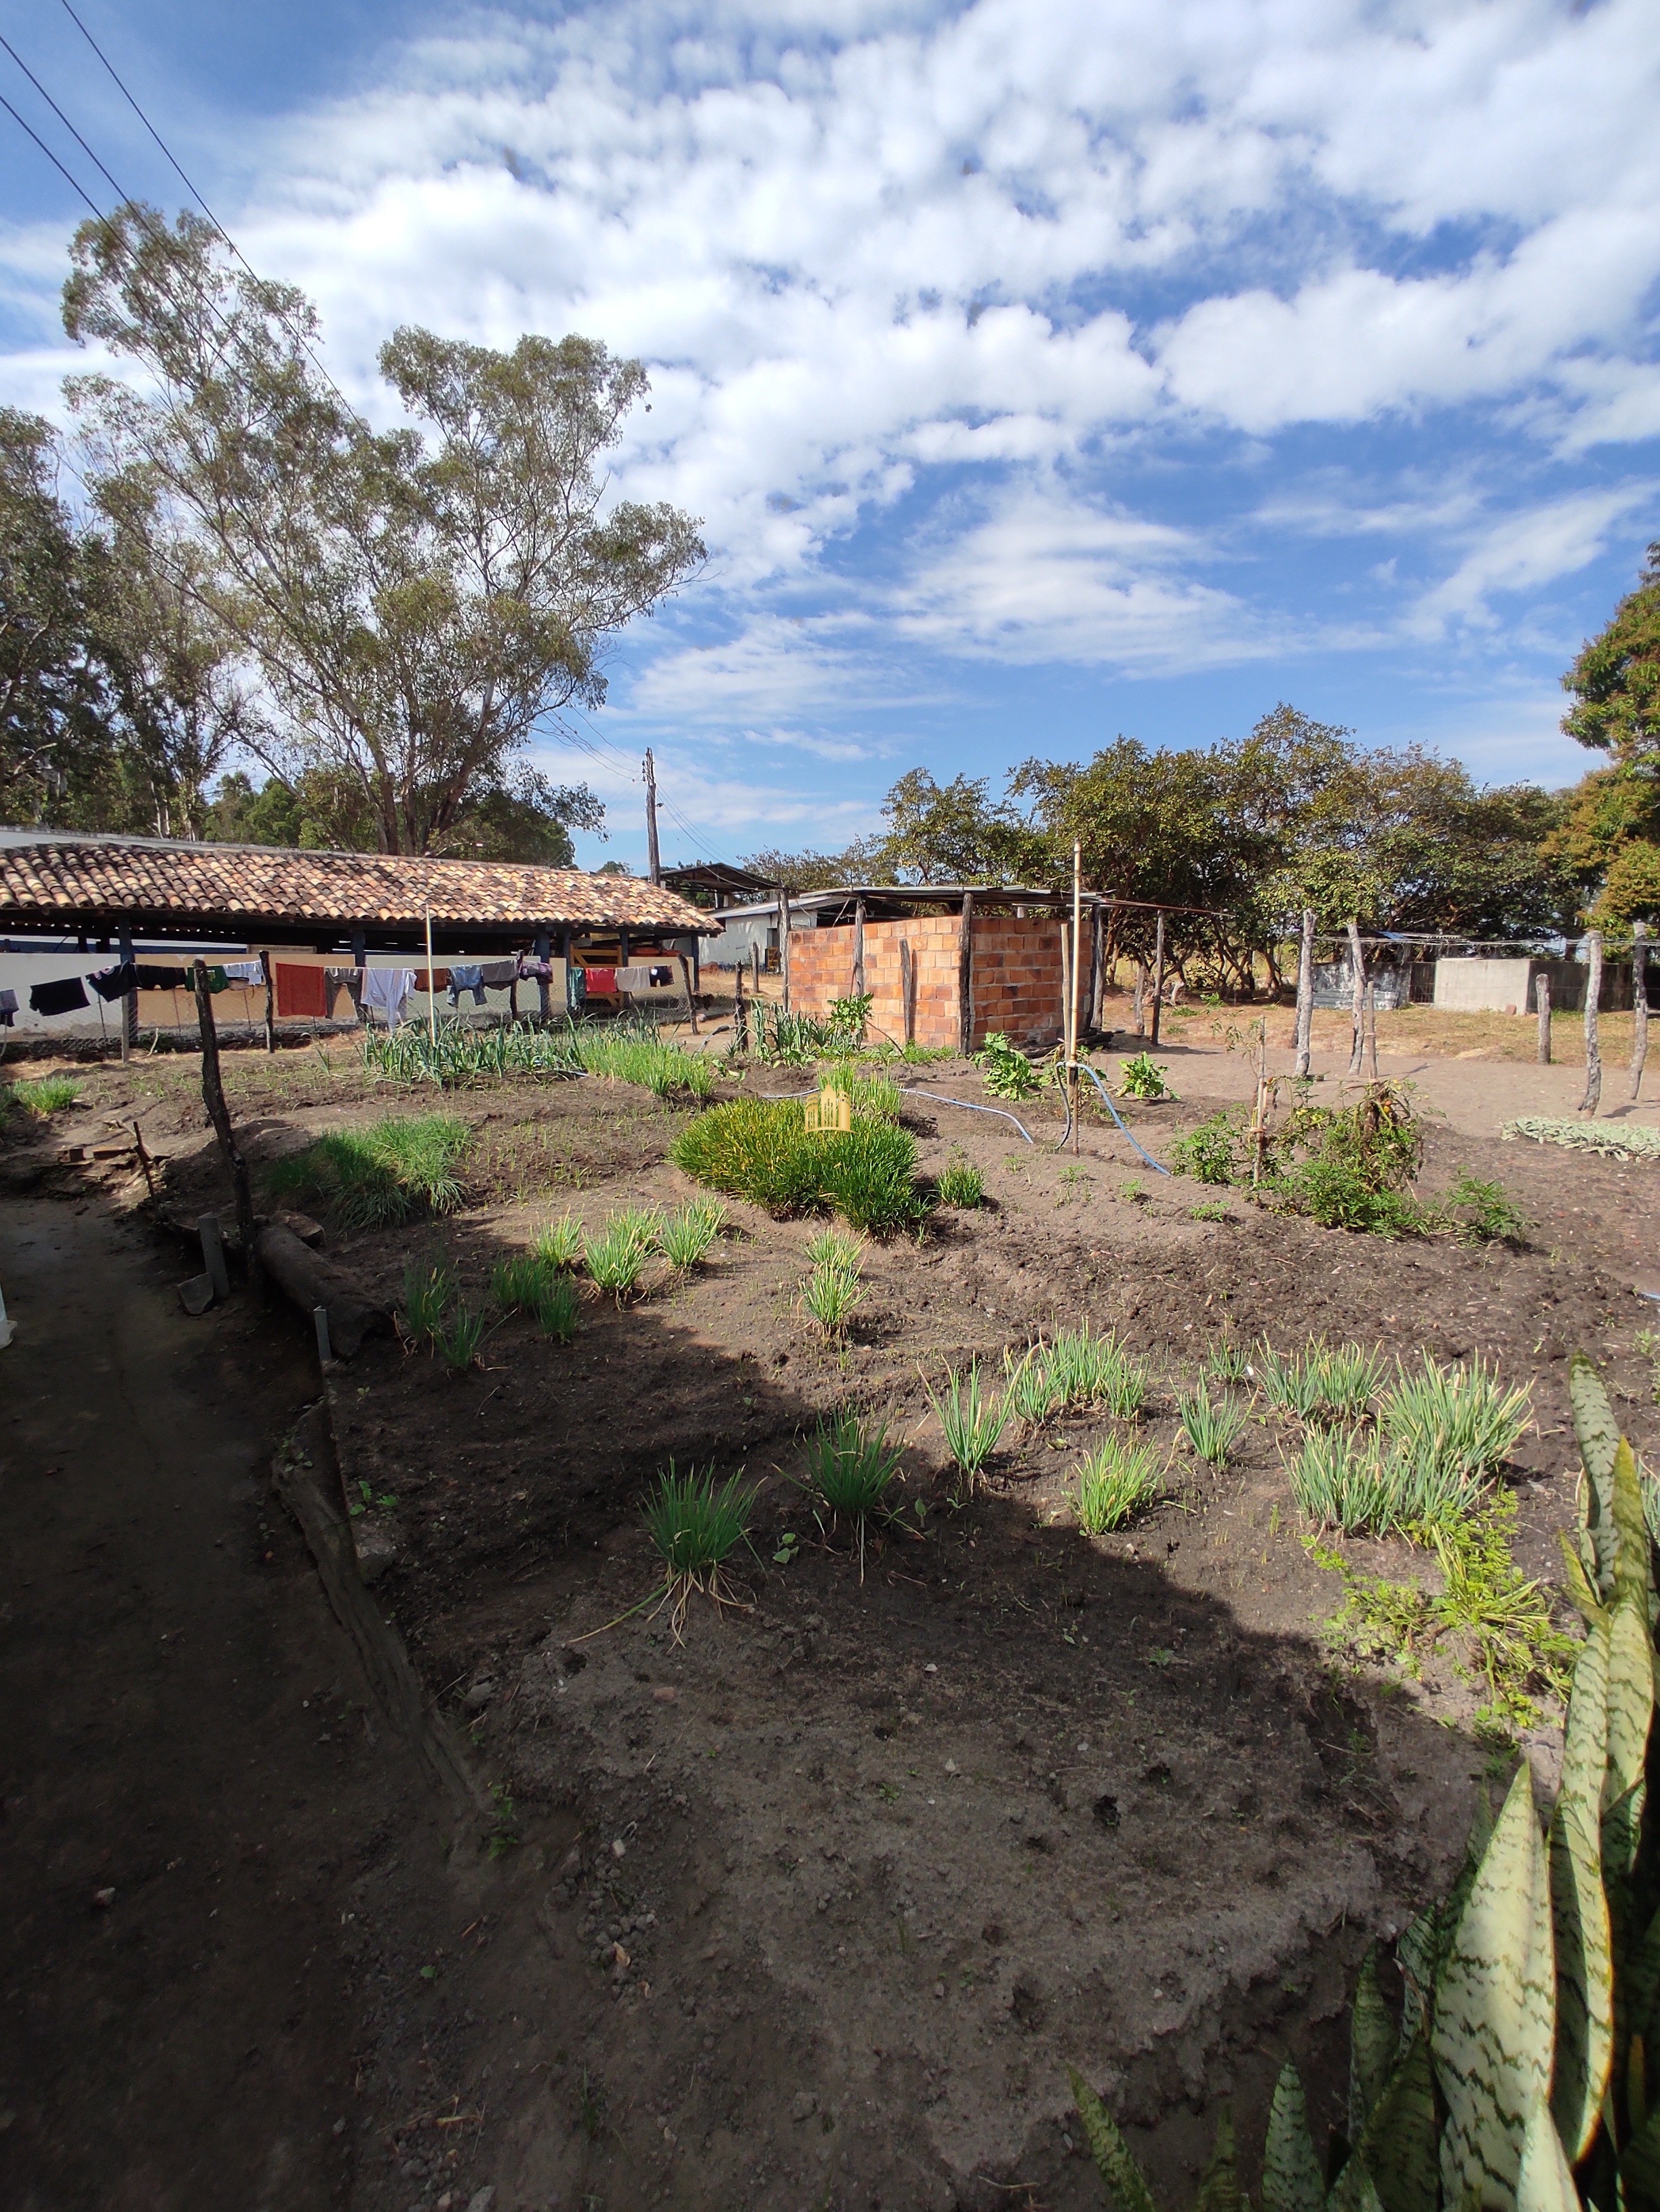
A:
1149 913 1165 1048
1132 959 1147 1037
733 961 747 1053
1535 970 1551 1064
199 1213 231 1303
192 961 261 1298
852 898 866 1001
1345 919 1367 1074
1294 907 1314 1078
900 940 915 1045
1088 898 1104 1034
260 949 276 1053
1579 930 1603 1117
676 952 700 1034
1364 980 1379 1078
424 903 437 1049
778 884 791 1013
1632 922 1649 1101
957 889 975 1058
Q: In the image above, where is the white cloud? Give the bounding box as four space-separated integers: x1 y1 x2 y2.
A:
1410 484 1657 636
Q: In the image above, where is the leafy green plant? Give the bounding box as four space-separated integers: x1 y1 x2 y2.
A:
1004 1342 1063 1426
1170 1109 1240 1185
1378 1352 1532 1489
803 1253 863 1340
1204 1333 1250 1384
799 1409 901 1575
265 1112 471 1228
642 1462 755 1628
974 1031 1041 1099
1176 1377 1248 1466
926 1362 1010 1491
531 1212 585 1269
1116 1052 1175 1101
584 1212 656 1300
660 1198 726 1271
2 1073 81 1115
935 1161 985 1207
1189 1200 1233 1223
532 1271 581 1342
1281 1156 1423 1236
1047 1326 1148 1418
1438 1170 1529 1247
1077 1356 1653 2212
671 1098 922 1232
1075 1436 1162 1533
434 1301 485 1374
400 1258 451 1344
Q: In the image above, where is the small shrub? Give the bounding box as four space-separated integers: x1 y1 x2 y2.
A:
265 1113 471 1229
532 1272 581 1342
401 1258 450 1344
935 1162 985 1208
1378 1352 1531 1489
927 1362 1010 1489
974 1032 1041 1100
1075 1436 1162 1532
1177 1377 1248 1466
644 1462 755 1628
1280 1157 1421 1236
825 992 874 1049
1438 1170 1528 1246
660 1199 726 1271
1116 1053 1175 1102
3 1074 81 1116
1004 1342 1062 1425
818 1118 923 1234
671 1098 921 1232
799 1409 901 1573
803 1255 863 1340
1170 1110 1239 1185
532 1213 585 1270
585 1213 656 1300
434 1302 485 1374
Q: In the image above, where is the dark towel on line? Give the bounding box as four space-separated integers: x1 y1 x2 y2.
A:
88 961 137 1001
30 974 90 1016
134 964 189 990
0 988 16 1026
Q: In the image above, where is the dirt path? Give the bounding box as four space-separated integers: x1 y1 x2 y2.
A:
0 1199 461 2212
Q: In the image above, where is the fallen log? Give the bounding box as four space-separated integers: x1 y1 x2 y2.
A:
254 1223 391 1359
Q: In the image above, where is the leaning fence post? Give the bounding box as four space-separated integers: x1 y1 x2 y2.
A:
1579 930 1603 1117
192 960 262 1299
1633 921 1649 1101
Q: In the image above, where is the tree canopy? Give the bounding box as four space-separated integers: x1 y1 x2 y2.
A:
1562 543 1660 762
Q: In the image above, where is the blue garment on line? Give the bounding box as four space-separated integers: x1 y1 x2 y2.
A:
448 963 486 1007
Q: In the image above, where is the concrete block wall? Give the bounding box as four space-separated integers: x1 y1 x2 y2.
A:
787 912 1065 1049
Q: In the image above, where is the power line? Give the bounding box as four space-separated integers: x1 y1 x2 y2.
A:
0 31 133 208
0 85 101 216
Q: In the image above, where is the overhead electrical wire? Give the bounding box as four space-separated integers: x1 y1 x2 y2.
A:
0 85 101 216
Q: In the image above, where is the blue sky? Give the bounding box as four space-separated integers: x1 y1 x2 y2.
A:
3 0 1658 873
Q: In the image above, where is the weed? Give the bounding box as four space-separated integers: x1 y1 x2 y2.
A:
532 1272 581 1342
671 1098 922 1233
265 1113 471 1228
643 1461 755 1628
806 1226 864 1272
660 1198 726 1270
974 1032 1041 1100
803 1255 863 1340
349 1478 398 1517
1004 1342 1063 1426
1075 1436 1162 1533
1189 1200 1232 1223
1170 1110 1239 1185
1177 1378 1248 1466
1204 1334 1250 1384
584 1211 657 1300
1048 1327 1148 1418
1120 1178 1147 1205
772 1529 799 1566
927 1362 1011 1491
799 1409 902 1574
1377 1352 1531 1488
532 1212 585 1269
2 1073 81 1115
1117 1053 1176 1102
935 1162 985 1207
1438 1171 1529 1247
400 1258 450 1344
434 1302 485 1374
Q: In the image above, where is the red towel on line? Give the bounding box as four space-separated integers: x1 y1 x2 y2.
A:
274 963 330 1018
581 967 618 996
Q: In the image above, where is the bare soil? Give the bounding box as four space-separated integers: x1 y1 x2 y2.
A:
3 1028 1658 2212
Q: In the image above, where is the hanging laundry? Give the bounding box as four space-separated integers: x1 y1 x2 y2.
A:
581 966 618 996
274 963 330 1019
566 967 587 1015
516 957 553 983
649 965 673 986
448 963 486 1006
361 967 415 1026
29 974 90 1017
614 965 656 992
323 967 363 1015
88 962 137 1001
479 959 517 988
134 964 189 990
224 959 264 984
0 988 18 1028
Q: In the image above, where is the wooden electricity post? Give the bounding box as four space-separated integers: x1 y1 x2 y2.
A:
1633 921 1650 1101
192 961 261 1298
1294 907 1314 1078
644 750 661 885
1579 930 1603 1117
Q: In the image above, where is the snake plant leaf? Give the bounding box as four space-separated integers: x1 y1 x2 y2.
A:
1627 1914 1660 2062
1558 1533 1607 1628
1194 2103 1240 2212
1262 2062 1323 2212
1351 1948 1396 2141
1603 1595 1653 1847
1549 1611 1614 2164
1355 2033 1440 2212
1518 2095 1584 2212
1621 2098 1660 2211
1613 1436 1653 1609
1434 1763 1557 2210
1068 2068 1159 2212
1570 1353 1621 1602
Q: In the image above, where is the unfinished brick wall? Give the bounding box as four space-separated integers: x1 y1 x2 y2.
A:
787 912 1065 1050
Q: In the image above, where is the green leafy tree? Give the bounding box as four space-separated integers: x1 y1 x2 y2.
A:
62 205 702 855
1543 765 1660 927
873 767 1046 883
1562 542 1660 761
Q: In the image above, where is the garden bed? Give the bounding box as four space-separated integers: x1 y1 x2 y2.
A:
5 1037 1657 2211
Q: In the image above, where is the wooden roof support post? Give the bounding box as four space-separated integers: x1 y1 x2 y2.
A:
1632 921 1648 1101
192 960 261 1300
958 889 975 1058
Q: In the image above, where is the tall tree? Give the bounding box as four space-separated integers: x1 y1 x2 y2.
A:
62 205 702 854
874 767 1045 883
1562 543 1660 762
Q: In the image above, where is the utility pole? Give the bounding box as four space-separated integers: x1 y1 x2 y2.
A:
644 750 662 885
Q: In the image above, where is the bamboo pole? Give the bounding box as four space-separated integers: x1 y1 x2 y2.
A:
1633 922 1649 1101
1294 908 1314 1078
1579 931 1603 1117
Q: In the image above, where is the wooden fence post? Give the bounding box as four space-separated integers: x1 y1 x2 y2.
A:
1132 959 1147 1037
192 961 261 1298
733 961 747 1053
957 890 975 1058
1295 907 1314 1077
777 885 791 1013
1633 922 1649 1101
1364 980 1379 1078
1535 971 1551 1064
1149 912 1165 1048
1579 931 1603 1117
676 952 700 1034
1088 899 1104 1034
1345 920 1367 1074
852 898 866 1001
260 950 276 1053
900 940 915 1045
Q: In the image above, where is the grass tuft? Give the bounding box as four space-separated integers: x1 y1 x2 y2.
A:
3 1073 81 1115
802 1239 863 1340
1047 1326 1149 1418
1377 1353 1531 1490
400 1259 450 1344
1004 1342 1063 1426
1075 1436 1162 1532
935 1161 985 1208
584 1210 658 1300
434 1302 485 1375
799 1409 902 1575
660 1198 726 1271
671 1097 921 1233
265 1113 471 1229
927 1361 1010 1491
1177 1377 1248 1466
643 1462 755 1630
531 1213 585 1270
